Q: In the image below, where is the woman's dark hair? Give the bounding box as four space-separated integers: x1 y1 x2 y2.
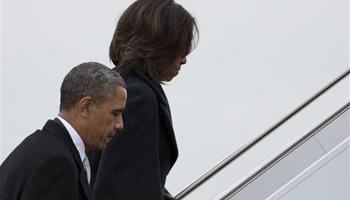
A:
109 0 199 83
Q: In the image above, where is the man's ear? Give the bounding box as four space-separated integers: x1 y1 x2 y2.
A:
78 96 95 118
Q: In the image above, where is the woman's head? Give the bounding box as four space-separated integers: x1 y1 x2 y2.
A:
110 0 198 83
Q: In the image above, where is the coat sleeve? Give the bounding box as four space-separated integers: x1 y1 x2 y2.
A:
21 155 77 200
93 84 164 200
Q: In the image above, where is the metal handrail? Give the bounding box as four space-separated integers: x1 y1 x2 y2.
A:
218 100 350 199
175 68 350 199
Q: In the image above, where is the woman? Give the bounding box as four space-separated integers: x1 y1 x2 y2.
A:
91 0 198 199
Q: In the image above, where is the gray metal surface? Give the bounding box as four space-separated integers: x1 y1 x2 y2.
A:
221 105 350 200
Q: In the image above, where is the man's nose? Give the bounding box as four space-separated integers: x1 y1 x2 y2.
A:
114 117 124 131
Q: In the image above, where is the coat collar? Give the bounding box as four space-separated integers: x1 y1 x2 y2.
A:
43 119 92 199
117 66 178 165
132 69 170 107
130 69 178 164
131 69 174 123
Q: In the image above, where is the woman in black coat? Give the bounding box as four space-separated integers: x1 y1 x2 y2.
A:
89 0 199 199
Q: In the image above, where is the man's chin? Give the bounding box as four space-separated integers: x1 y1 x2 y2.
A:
92 142 107 150
100 143 108 149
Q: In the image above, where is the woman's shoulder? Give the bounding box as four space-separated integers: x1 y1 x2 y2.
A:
123 71 158 101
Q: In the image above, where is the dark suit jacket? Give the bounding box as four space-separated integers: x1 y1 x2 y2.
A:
89 69 178 200
0 119 91 200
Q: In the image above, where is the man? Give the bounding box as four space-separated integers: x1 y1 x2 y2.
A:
0 62 127 200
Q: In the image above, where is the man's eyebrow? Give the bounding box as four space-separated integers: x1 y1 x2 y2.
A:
113 108 124 112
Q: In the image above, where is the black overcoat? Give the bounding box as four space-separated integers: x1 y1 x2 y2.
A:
90 69 178 200
0 119 91 200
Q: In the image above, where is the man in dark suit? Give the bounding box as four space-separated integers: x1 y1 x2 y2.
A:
0 62 127 200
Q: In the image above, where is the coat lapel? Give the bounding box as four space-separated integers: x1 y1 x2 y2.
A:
43 119 92 199
132 70 179 162
133 70 170 108
79 170 92 200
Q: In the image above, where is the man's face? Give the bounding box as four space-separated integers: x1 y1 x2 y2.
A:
85 85 127 149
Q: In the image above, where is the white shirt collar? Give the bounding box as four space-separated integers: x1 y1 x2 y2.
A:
56 116 86 162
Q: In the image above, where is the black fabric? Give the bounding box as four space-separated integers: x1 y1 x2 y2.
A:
89 69 178 200
0 119 91 200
